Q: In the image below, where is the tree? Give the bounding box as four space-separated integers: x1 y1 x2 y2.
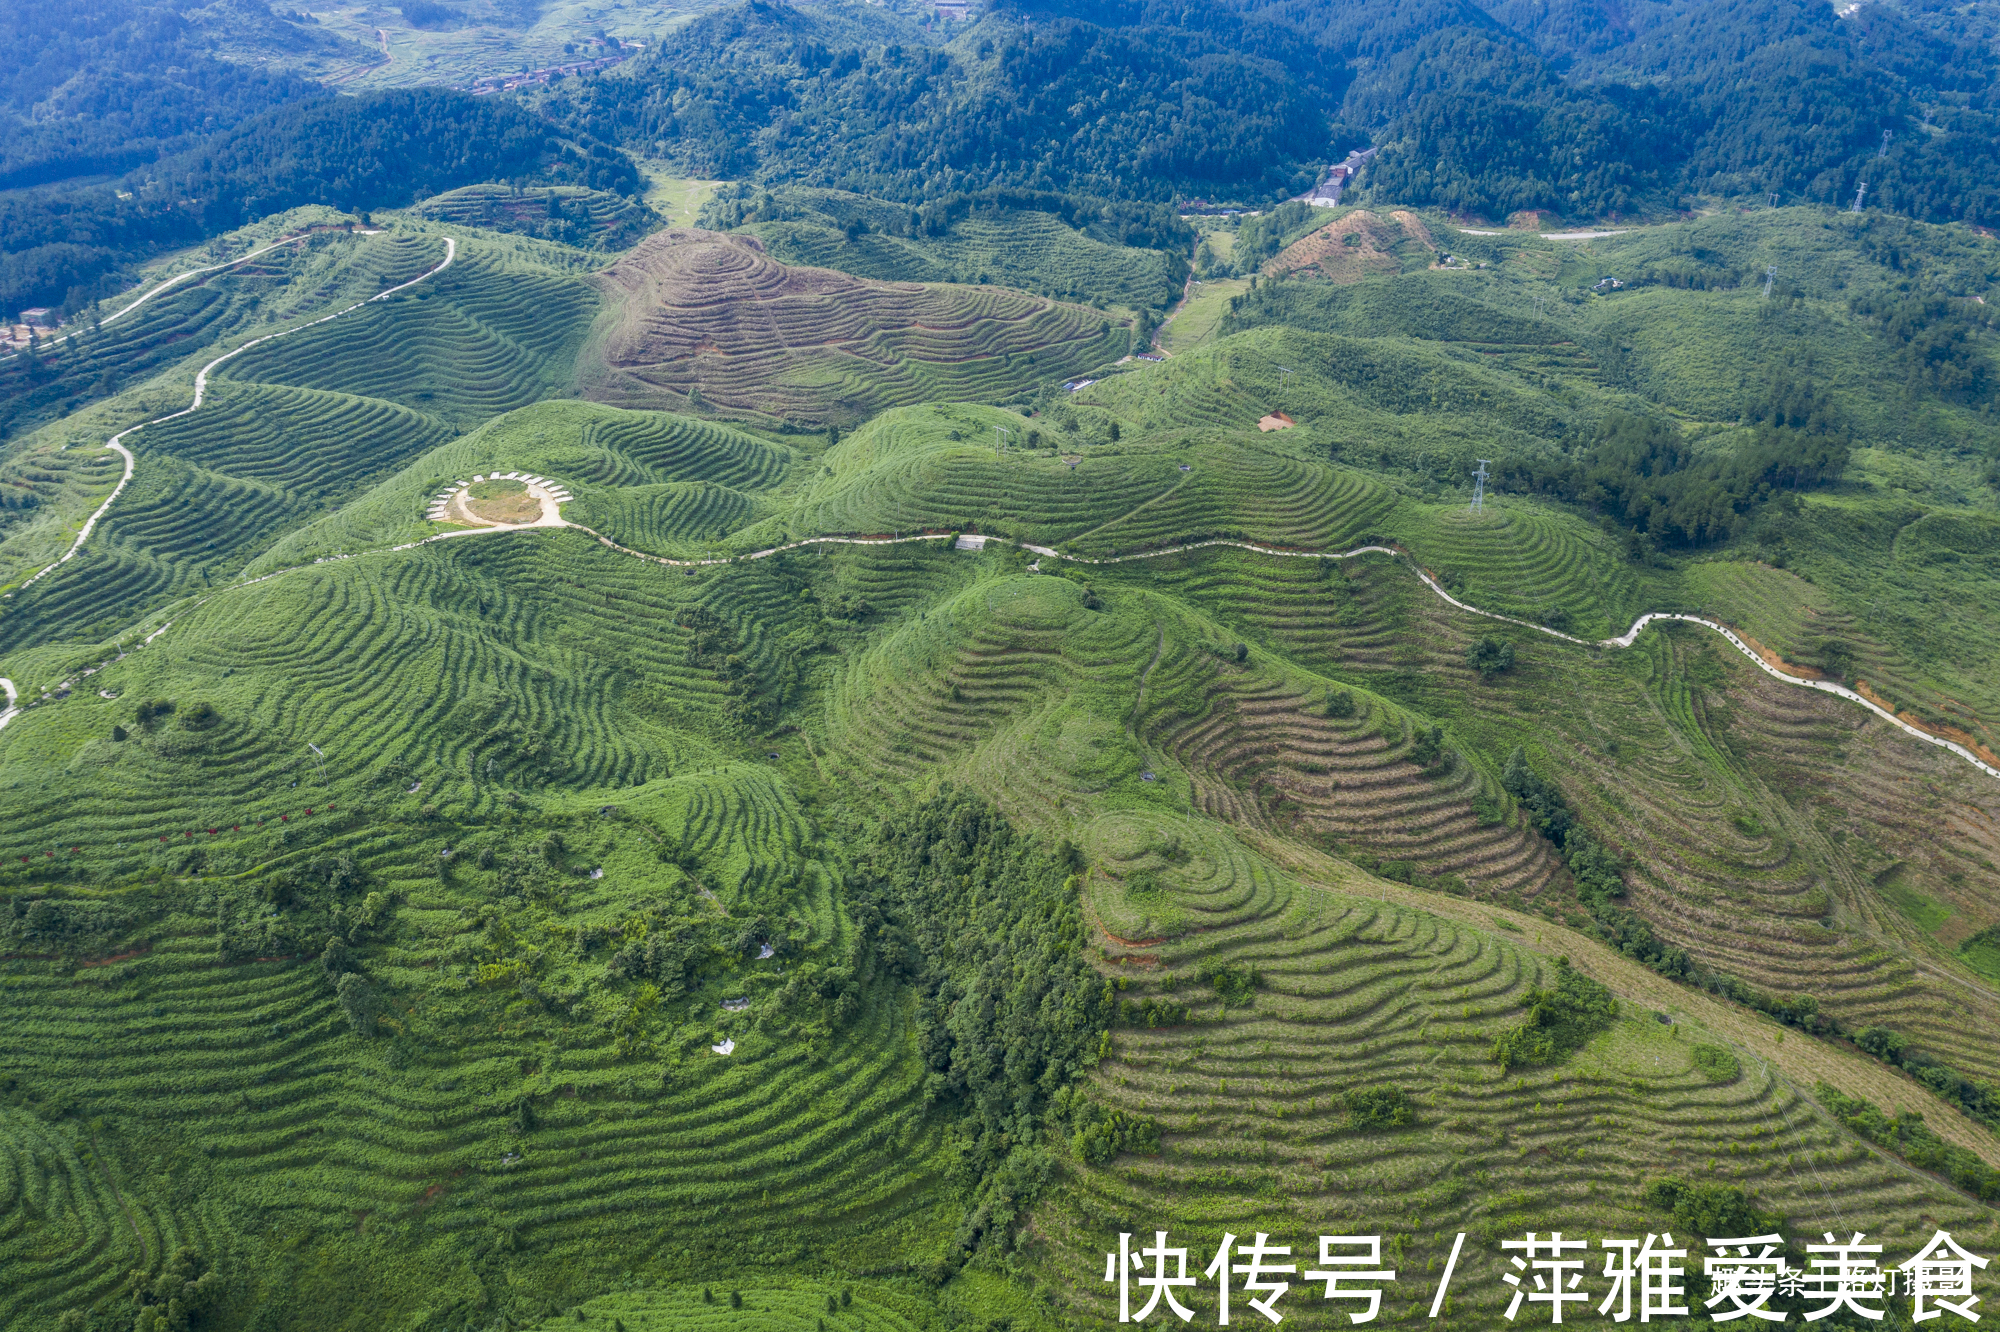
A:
320 935 351 984
1467 637 1515 679
729 1291 744 1309
128 1245 222 1332
336 972 378 1036
1409 723 1448 768
134 698 175 731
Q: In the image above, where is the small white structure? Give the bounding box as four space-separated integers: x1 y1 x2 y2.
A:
427 471 574 524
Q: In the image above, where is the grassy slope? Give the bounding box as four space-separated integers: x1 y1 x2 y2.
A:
0 206 1997 1331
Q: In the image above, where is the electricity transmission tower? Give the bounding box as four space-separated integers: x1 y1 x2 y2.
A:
1879 130 1892 158
993 425 1012 455
1852 181 1868 212
1763 265 1776 299
1275 365 1294 398
1471 459 1493 512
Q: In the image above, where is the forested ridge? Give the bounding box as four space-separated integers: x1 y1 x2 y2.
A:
0 0 328 192
537 0 2000 227
1 89 639 318
8 0 1999 316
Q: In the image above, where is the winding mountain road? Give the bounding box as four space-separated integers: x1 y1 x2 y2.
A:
0 232 334 365
13 237 457 591
0 223 1989 783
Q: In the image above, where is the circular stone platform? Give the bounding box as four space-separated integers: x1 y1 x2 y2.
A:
426 471 574 527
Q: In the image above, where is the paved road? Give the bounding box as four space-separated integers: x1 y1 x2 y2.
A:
2 234 1989 787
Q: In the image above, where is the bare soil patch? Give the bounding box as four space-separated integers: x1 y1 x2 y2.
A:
1268 209 1430 282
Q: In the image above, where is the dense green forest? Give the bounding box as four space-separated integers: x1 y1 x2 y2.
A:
534 0 1999 227
9 0 1999 314
0 0 326 192
1 89 639 317
536 0 1338 201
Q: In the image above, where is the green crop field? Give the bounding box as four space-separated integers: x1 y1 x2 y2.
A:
1 198 1998 1332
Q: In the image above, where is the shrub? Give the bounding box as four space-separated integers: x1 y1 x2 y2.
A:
110 724 128 742
320 935 351 984
134 698 175 731
730 1290 743 1309
1071 1102 1162 1163
1325 689 1356 718
1856 1026 1909 1064
1819 1084 2000 1200
1691 1043 1740 1083
336 972 379 1036
1120 995 1189 1027
1643 1178 1783 1236
1467 636 1515 679
1490 958 1616 1070
1344 1085 1413 1129
180 700 219 729
1196 957 1260 1006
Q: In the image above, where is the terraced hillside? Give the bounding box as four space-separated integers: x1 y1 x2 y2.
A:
582 230 1133 425
0 792 954 1331
0 203 1997 1332
241 399 793 571
1037 815 1998 1328
220 239 601 428
735 188 1186 311
413 184 660 251
0 211 391 442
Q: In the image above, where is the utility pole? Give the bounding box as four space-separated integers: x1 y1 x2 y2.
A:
1763 265 1776 300
1852 181 1868 213
1471 459 1492 513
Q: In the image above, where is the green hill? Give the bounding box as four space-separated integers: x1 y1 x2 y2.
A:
0 202 1997 1332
